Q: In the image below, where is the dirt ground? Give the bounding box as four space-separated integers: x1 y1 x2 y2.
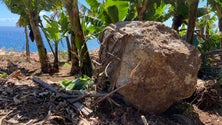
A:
0 52 222 125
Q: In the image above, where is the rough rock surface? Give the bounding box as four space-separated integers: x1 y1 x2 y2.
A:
99 21 201 114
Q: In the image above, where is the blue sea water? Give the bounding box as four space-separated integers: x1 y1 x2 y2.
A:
0 26 100 52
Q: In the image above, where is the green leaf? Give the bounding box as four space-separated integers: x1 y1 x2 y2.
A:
57 75 94 90
66 82 75 90
105 0 129 21
154 2 167 19
62 79 73 86
107 5 119 22
0 73 7 78
86 0 100 12
58 11 69 32
43 15 64 43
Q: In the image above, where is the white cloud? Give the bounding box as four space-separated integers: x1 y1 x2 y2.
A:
0 17 19 22
0 17 19 26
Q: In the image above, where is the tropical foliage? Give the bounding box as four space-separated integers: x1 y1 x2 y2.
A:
1 0 222 75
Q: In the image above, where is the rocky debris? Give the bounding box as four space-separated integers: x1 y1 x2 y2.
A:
199 49 222 78
99 21 201 114
189 79 220 110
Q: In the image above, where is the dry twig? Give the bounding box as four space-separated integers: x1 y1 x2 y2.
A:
32 77 93 116
141 115 149 125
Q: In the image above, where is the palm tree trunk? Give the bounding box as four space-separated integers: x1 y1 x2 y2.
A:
25 26 30 62
29 11 51 73
186 0 199 44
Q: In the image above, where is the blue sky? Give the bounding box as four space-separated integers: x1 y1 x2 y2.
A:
0 3 20 26
0 1 207 27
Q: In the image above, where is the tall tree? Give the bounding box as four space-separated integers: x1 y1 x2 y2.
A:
29 10 51 72
63 0 93 76
63 0 80 75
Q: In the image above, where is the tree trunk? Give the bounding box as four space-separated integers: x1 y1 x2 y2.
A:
64 0 92 77
66 36 71 62
186 0 199 44
53 43 59 72
137 0 148 21
70 34 80 75
29 11 51 73
219 17 222 49
71 0 92 77
39 22 55 56
64 2 80 75
25 26 30 62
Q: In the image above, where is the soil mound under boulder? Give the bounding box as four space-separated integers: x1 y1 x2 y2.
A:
99 21 201 114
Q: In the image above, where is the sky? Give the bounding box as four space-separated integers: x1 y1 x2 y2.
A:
0 1 207 27
0 0 90 26
0 3 20 26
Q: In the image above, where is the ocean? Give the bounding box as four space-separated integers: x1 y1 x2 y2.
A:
0 26 100 52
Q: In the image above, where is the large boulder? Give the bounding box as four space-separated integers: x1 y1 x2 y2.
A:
99 21 201 114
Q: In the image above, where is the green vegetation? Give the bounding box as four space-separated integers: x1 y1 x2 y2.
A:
58 75 94 90
1 0 222 76
0 72 7 78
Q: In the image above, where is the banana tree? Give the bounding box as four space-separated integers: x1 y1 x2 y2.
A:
208 0 222 48
171 0 189 32
58 11 72 62
135 0 172 21
84 0 130 38
16 13 30 62
63 0 92 77
196 13 221 52
1 0 62 73
171 0 209 32
43 15 66 72
83 0 175 41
